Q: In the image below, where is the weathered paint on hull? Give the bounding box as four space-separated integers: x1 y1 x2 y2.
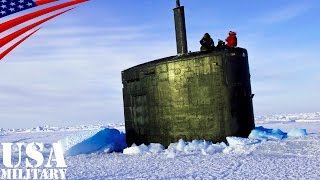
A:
122 48 255 146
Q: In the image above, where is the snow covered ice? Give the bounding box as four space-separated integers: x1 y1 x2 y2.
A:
166 139 227 156
123 143 165 155
0 113 320 179
287 128 308 137
226 137 261 146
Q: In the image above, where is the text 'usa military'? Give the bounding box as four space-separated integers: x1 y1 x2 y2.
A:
0 143 67 179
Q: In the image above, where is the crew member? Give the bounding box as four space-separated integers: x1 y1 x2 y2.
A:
217 39 225 49
226 31 237 47
200 33 215 51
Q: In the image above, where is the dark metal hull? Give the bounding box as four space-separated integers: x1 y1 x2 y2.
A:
122 48 255 146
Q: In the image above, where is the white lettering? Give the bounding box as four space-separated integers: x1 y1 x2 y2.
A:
59 169 67 179
26 143 44 168
2 143 23 168
33 168 39 180
45 143 66 168
0 168 68 179
1 169 11 179
1 143 68 179
40 169 49 179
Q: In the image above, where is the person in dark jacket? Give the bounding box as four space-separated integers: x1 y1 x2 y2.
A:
200 33 215 51
217 39 225 49
226 31 237 47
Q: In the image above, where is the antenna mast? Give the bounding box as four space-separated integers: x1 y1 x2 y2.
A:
173 0 188 54
176 0 180 7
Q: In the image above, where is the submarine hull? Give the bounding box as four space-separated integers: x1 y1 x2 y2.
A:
122 48 255 146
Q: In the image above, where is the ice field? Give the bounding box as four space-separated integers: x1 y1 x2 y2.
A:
0 112 319 179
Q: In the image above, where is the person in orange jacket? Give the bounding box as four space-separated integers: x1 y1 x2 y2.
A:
226 31 237 47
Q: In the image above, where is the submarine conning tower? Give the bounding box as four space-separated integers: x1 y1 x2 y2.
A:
121 0 255 146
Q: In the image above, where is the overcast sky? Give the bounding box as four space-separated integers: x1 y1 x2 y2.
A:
1 0 319 128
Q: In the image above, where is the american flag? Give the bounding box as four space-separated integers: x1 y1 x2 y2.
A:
0 0 88 60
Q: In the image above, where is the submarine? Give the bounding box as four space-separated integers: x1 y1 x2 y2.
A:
122 0 255 146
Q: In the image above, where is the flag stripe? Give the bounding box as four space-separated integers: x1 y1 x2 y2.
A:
35 0 58 6
1 8 75 48
0 28 41 60
1 0 88 33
